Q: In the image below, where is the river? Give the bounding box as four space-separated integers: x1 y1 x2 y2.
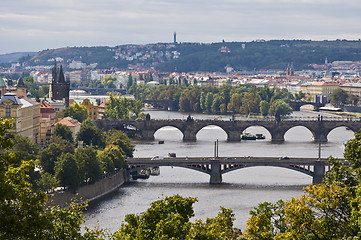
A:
82 109 354 233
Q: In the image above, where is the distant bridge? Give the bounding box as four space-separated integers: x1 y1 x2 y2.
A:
96 117 361 142
127 157 340 184
288 101 326 111
70 87 126 95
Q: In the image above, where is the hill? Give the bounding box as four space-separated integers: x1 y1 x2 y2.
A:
0 52 36 64
14 40 361 72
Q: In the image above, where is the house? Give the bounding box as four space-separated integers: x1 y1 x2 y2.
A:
0 93 40 144
39 100 56 145
54 116 81 140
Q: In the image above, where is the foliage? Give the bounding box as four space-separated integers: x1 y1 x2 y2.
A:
60 102 89 123
11 134 38 161
331 88 348 107
39 139 75 174
241 131 361 239
0 118 93 239
269 99 293 118
55 153 81 192
114 194 242 239
75 147 103 184
105 92 144 119
98 144 126 173
36 172 59 193
76 123 106 148
53 123 74 142
106 129 134 158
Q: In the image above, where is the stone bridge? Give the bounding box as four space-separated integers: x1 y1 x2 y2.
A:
127 157 338 184
96 117 361 142
288 101 325 111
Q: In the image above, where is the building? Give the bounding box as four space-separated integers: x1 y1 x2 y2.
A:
0 93 40 144
49 62 70 107
301 82 340 99
54 116 81 140
74 98 99 120
39 100 56 145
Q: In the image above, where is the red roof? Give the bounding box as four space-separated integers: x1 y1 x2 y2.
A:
55 117 81 127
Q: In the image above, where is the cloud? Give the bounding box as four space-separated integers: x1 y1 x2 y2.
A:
0 0 360 54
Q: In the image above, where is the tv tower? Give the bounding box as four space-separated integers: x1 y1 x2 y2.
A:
174 32 177 44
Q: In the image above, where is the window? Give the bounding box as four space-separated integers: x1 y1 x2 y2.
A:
6 105 11 117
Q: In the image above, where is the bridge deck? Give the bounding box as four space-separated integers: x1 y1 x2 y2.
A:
127 157 338 165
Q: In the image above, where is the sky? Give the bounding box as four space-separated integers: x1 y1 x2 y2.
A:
1 0 361 54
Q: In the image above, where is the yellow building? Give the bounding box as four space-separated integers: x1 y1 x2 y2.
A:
79 99 99 120
0 93 40 144
301 82 340 99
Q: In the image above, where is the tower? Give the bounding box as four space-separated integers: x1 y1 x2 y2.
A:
174 32 177 44
49 61 70 107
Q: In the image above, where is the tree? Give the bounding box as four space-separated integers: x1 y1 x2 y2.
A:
240 92 260 114
330 88 348 107
269 99 293 119
55 153 81 192
242 131 361 239
40 142 69 175
228 93 242 113
36 172 59 193
75 147 103 184
98 144 126 173
60 102 88 122
105 92 133 119
126 73 133 91
53 123 73 142
106 129 134 158
211 96 222 113
11 134 38 161
259 100 270 116
113 194 241 239
205 92 214 113
76 124 106 148
0 118 91 239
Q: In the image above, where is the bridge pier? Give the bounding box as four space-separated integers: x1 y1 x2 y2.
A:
313 133 328 143
210 160 222 184
141 130 155 140
227 131 241 141
313 161 325 184
183 130 197 141
270 132 285 143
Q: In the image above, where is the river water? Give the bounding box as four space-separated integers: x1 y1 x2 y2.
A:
83 109 355 233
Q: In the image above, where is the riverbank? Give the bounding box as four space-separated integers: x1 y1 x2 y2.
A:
47 169 130 208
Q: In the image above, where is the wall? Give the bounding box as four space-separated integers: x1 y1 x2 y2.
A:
47 169 130 208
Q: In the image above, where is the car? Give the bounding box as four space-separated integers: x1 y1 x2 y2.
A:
279 156 290 160
151 156 164 160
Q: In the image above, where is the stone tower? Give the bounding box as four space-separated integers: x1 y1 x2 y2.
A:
49 62 70 107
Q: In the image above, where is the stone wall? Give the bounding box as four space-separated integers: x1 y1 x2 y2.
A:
47 169 130 208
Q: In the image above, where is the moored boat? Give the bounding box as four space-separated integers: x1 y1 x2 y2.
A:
256 134 265 139
241 133 257 140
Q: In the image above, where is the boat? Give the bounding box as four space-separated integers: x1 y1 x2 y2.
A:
256 134 265 139
241 133 257 140
168 152 176 157
132 169 150 180
150 167 160 176
158 140 165 144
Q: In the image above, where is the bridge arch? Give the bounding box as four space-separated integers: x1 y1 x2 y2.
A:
221 164 314 177
326 126 355 142
154 126 184 140
196 125 228 141
284 125 314 142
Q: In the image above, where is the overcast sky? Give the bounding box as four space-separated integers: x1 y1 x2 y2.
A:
1 0 361 54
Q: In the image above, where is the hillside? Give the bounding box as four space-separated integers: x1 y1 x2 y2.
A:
15 40 361 72
0 52 36 64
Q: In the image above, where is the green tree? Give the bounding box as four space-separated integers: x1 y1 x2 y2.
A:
240 92 260 114
211 96 222 113
126 73 133 91
106 129 134 158
105 92 133 119
11 134 38 161
39 141 74 175
0 118 91 239
331 88 348 107
53 123 73 142
98 144 126 173
259 100 270 116
60 102 88 123
76 124 106 148
36 172 59 193
75 147 103 184
205 92 214 113
55 153 81 192
200 91 206 111
269 99 293 119
228 93 242 113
